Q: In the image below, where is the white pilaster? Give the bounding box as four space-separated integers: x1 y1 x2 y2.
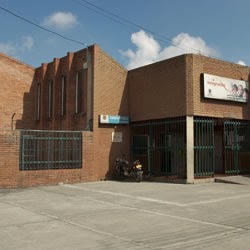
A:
186 116 194 183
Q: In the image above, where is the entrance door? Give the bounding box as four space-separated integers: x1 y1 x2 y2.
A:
132 135 150 172
224 121 239 175
214 127 224 173
194 118 214 178
160 134 172 174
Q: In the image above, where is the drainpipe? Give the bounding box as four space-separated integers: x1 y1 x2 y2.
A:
85 46 93 131
11 113 16 130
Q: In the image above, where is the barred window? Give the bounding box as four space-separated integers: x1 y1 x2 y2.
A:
20 130 82 171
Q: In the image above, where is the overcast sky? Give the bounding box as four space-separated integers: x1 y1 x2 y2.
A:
0 0 249 69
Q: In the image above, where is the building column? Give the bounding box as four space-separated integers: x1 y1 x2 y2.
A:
186 116 194 183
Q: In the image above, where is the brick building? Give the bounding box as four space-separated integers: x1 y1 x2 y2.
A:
0 44 250 187
0 45 130 187
129 54 250 182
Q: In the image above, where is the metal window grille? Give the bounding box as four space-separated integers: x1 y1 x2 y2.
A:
20 130 82 171
194 117 214 178
224 120 250 175
131 117 186 178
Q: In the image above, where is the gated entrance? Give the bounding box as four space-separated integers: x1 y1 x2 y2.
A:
132 117 250 180
224 121 240 175
194 117 214 178
20 130 82 170
194 117 250 177
224 120 250 175
131 117 186 179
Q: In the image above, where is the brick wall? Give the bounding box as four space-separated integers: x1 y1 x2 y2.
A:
92 45 130 178
2 48 250 187
0 53 35 130
0 45 130 187
32 45 130 180
127 55 188 122
127 54 250 121
0 130 95 188
0 131 20 187
34 48 90 131
190 54 250 119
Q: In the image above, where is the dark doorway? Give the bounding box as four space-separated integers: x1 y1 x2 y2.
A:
214 125 224 174
223 120 250 175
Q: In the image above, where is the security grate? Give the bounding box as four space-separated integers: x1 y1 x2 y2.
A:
224 120 250 175
131 117 186 178
20 130 82 170
194 117 214 178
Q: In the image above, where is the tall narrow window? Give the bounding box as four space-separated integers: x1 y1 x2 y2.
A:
48 80 53 119
75 71 82 114
61 76 66 116
36 83 41 121
75 72 79 113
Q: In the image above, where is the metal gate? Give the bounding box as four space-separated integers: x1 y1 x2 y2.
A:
20 130 82 170
194 117 214 178
224 120 250 174
131 117 186 178
224 121 239 174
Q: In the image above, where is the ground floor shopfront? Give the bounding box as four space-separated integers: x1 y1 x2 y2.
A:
131 116 250 183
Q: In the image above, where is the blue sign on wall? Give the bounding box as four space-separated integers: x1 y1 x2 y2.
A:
100 115 129 124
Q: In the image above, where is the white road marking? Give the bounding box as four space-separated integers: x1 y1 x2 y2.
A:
186 193 250 206
62 184 186 206
62 184 250 207
62 184 246 230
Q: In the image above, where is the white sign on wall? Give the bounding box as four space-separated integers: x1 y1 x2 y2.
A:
112 132 122 143
203 73 249 103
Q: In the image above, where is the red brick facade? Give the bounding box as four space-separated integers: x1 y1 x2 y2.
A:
0 53 35 130
127 54 250 180
1 46 250 187
33 49 89 131
128 55 187 121
190 54 250 119
128 54 250 121
0 45 130 187
0 131 95 188
92 46 130 178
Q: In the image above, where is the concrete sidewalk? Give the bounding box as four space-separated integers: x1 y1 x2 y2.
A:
215 175 250 185
1 181 250 249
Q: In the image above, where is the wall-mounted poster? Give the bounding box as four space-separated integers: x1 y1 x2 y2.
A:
203 73 249 103
112 132 122 143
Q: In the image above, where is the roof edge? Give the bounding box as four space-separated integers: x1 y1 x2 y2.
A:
0 52 35 69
